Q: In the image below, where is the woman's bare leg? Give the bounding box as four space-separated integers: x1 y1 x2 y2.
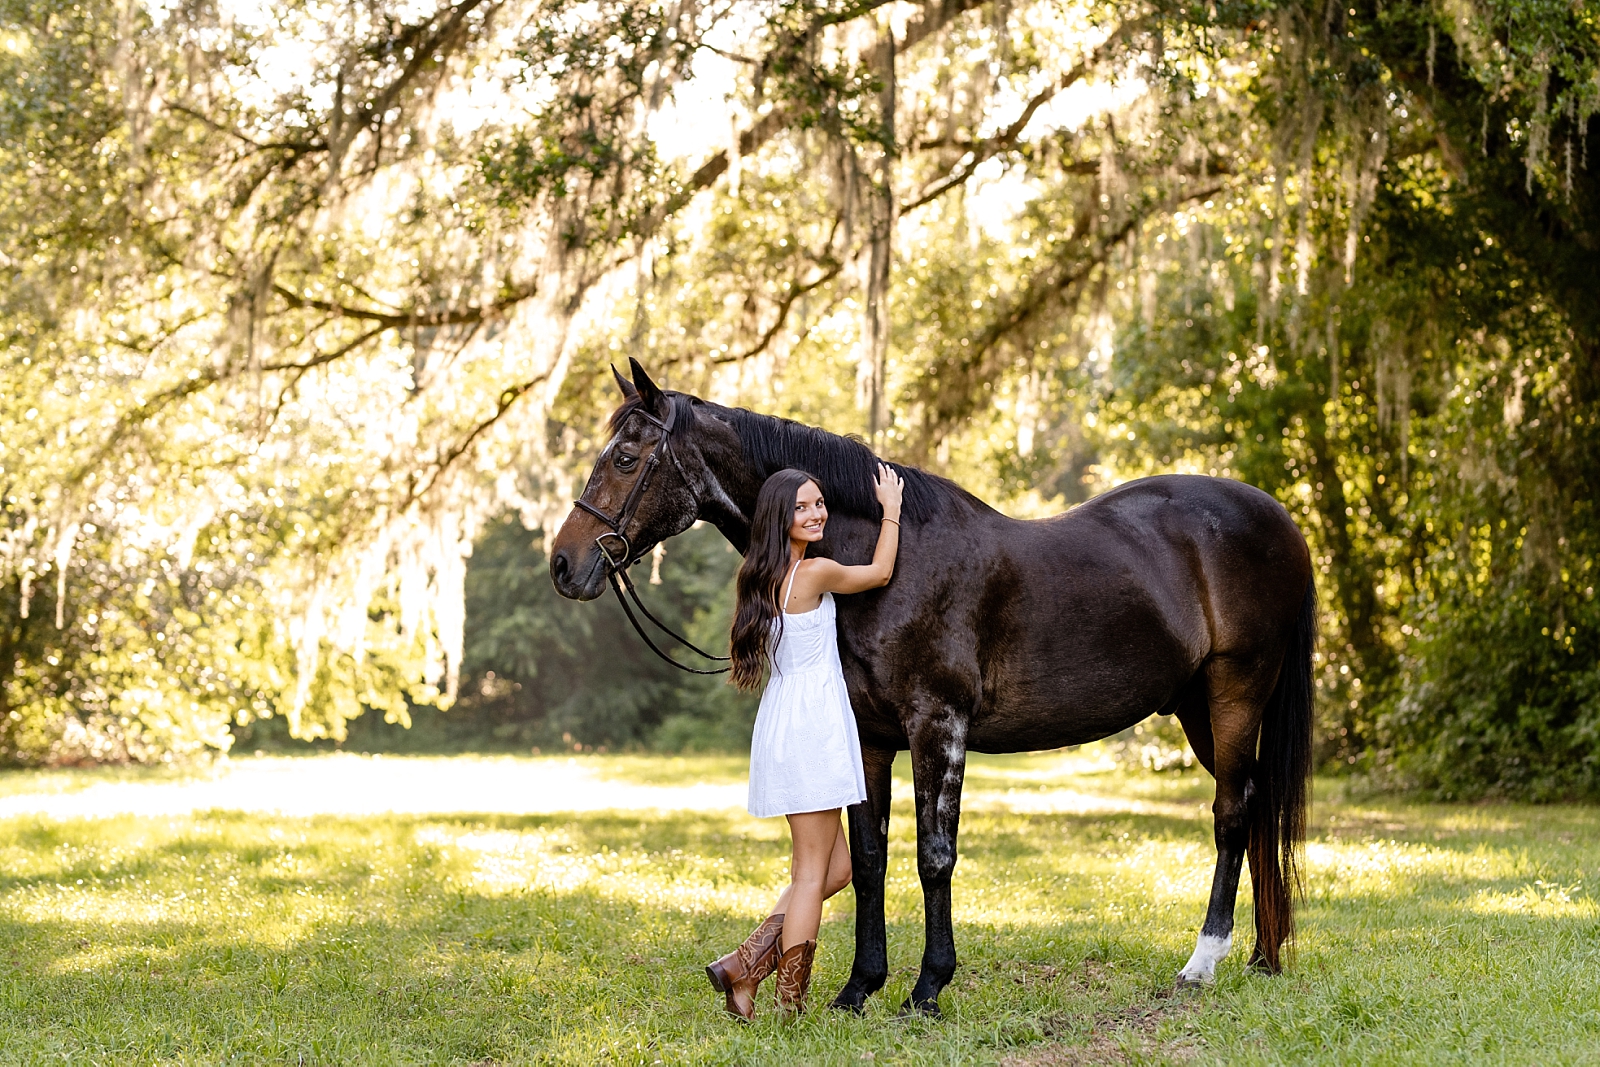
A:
823 819 852 896
707 817 851 1018
779 809 846 950
769 819 852 917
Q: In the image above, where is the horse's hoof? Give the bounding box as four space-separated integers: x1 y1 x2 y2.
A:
1245 949 1281 975
896 997 941 1019
1174 973 1208 993
830 980 876 1014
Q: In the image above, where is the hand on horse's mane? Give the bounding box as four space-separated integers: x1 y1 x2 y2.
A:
874 463 904 522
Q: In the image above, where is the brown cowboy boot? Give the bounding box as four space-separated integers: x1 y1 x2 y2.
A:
773 939 817 1018
705 913 785 1021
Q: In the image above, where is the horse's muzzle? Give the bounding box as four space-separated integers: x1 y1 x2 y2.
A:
549 546 609 601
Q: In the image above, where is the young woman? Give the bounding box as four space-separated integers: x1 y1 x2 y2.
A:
704 464 904 1020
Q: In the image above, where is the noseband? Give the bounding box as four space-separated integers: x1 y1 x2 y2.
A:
574 401 730 675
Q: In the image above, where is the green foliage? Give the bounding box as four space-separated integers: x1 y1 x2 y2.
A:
2 0 1599 794
0 0 693 760
451 515 756 752
1386 581 1600 800
1371 280 1600 796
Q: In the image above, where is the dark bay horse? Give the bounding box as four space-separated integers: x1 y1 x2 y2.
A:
550 359 1315 1014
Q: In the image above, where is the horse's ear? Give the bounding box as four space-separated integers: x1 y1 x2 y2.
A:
629 357 666 415
611 363 639 401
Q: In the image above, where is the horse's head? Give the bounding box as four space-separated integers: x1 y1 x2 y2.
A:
550 359 709 601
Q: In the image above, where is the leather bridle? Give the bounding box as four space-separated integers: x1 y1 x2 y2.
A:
574 401 731 675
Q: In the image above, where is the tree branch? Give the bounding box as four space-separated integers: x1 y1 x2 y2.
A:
902 15 1154 213
271 284 531 329
258 327 385 438
910 177 1226 450
972 179 1226 360
691 40 759 65
261 323 389 374
662 0 994 221
351 0 493 133
166 104 326 155
405 371 552 506
712 261 844 364
880 0 989 60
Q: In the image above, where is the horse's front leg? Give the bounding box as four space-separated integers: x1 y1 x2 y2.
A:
832 743 896 1012
904 712 968 1015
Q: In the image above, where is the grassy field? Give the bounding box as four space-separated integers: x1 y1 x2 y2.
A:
1 751 1598 1065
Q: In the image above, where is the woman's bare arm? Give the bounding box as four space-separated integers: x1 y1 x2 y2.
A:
799 464 903 597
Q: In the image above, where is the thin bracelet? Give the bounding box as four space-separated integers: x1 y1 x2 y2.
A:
882 518 900 527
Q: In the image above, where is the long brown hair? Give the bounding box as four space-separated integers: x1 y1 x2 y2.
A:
729 468 820 691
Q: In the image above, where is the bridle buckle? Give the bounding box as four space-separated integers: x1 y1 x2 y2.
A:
594 530 631 570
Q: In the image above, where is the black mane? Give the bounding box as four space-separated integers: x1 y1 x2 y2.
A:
607 391 978 524
723 406 974 525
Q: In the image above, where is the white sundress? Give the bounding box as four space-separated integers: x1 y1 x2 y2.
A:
746 562 869 818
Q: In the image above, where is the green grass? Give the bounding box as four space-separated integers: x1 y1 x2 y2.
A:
2 752 1599 1064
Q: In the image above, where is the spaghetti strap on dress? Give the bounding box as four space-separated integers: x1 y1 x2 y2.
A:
746 561 869 817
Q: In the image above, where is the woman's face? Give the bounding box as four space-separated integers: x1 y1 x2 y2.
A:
789 480 827 544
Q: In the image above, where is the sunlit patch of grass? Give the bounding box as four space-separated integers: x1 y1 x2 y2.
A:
1467 880 1594 918
1 753 1599 1063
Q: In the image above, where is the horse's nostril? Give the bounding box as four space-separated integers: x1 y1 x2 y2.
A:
552 551 570 584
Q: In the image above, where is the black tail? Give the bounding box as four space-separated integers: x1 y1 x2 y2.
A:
1247 577 1316 973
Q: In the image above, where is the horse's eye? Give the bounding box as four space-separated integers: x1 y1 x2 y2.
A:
615 453 638 472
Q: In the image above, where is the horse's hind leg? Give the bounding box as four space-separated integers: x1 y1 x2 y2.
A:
831 743 896 1013
1172 676 1215 775
1177 654 1275 987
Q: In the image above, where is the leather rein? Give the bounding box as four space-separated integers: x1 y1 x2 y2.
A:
573 402 731 676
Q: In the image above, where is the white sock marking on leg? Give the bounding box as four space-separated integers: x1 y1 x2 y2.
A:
1177 932 1232 984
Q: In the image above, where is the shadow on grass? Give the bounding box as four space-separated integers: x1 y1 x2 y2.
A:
4 877 1124 1062
9 868 1599 1066
5 790 1600 1064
